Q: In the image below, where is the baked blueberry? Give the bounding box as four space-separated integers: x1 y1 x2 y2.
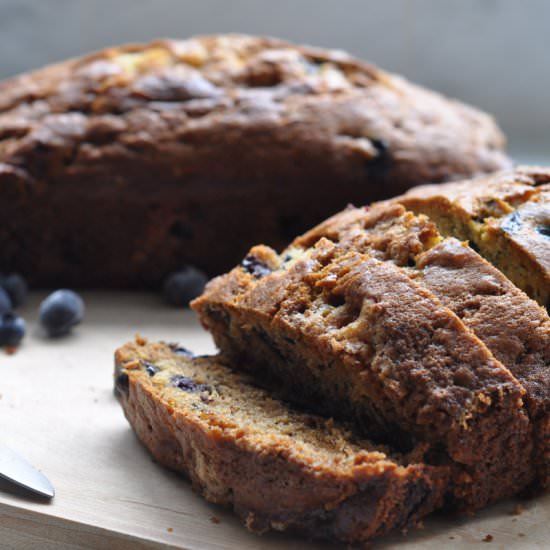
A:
171 374 211 393
0 313 26 347
241 255 272 278
143 362 160 377
168 343 195 357
163 267 208 307
0 273 27 308
39 289 85 337
0 288 12 315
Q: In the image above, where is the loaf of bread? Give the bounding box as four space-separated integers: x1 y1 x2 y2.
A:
114 338 448 543
0 34 510 287
192 208 535 511
116 196 550 543
397 167 550 308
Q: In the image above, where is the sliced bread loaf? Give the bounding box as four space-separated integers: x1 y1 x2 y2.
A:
294 202 550 488
114 338 448 543
192 235 533 510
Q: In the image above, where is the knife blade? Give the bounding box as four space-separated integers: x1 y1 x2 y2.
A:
0 445 55 499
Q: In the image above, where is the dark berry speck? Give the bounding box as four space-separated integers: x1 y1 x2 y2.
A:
169 343 196 357
0 312 26 347
143 362 160 377
39 289 85 337
536 225 550 238
163 267 208 307
115 372 130 396
501 211 523 235
241 255 272 278
171 374 211 393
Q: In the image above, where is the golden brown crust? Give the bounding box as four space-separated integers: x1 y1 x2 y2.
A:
397 167 550 308
0 34 510 287
290 202 550 489
192 224 533 510
114 339 448 543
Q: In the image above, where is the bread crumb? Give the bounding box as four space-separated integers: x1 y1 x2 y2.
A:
135 334 147 346
167 527 173 533
124 359 141 370
4 346 18 355
483 534 493 542
210 516 221 524
518 533 526 538
511 504 524 516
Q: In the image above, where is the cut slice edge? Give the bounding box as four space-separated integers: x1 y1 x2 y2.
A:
395 167 550 308
114 338 448 543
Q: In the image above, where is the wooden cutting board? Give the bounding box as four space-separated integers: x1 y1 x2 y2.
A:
1 292 548 549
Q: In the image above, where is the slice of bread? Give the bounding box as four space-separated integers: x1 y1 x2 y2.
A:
114 339 447 543
192 233 533 510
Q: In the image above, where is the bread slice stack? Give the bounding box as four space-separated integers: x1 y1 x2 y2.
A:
115 167 550 544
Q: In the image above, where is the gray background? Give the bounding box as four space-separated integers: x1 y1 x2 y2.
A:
0 0 548 163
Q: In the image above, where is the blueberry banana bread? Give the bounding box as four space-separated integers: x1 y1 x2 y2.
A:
294 202 550 489
114 339 448 543
397 167 550 309
192 235 533 510
0 34 510 287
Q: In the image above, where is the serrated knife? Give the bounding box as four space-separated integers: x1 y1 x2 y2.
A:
0 445 55 499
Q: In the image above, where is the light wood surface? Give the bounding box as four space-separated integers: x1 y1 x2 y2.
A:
0 292 549 549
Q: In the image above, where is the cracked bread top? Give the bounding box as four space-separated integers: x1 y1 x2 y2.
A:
0 34 509 190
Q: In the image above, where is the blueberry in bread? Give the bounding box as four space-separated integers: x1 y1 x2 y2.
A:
114 338 448 543
0 34 510 287
192 232 533 510
292 202 550 489
397 167 550 309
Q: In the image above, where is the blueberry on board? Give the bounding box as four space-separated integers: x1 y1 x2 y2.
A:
0 313 26 347
163 267 208 307
39 289 85 337
0 288 12 315
0 273 28 308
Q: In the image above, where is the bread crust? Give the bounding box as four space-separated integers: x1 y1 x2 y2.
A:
294 201 550 489
114 339 448 543
192 226 533 510
398 167 550 308
0 34 510 286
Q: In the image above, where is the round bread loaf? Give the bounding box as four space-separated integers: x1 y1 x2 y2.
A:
0 34 510 287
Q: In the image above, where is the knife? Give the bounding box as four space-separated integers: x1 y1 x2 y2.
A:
0 445 55 499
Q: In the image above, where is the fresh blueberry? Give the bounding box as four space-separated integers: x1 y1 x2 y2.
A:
39 289 85 337
163 267 208 307
0 273 28 308
0 313 26 347
0 288 12 315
